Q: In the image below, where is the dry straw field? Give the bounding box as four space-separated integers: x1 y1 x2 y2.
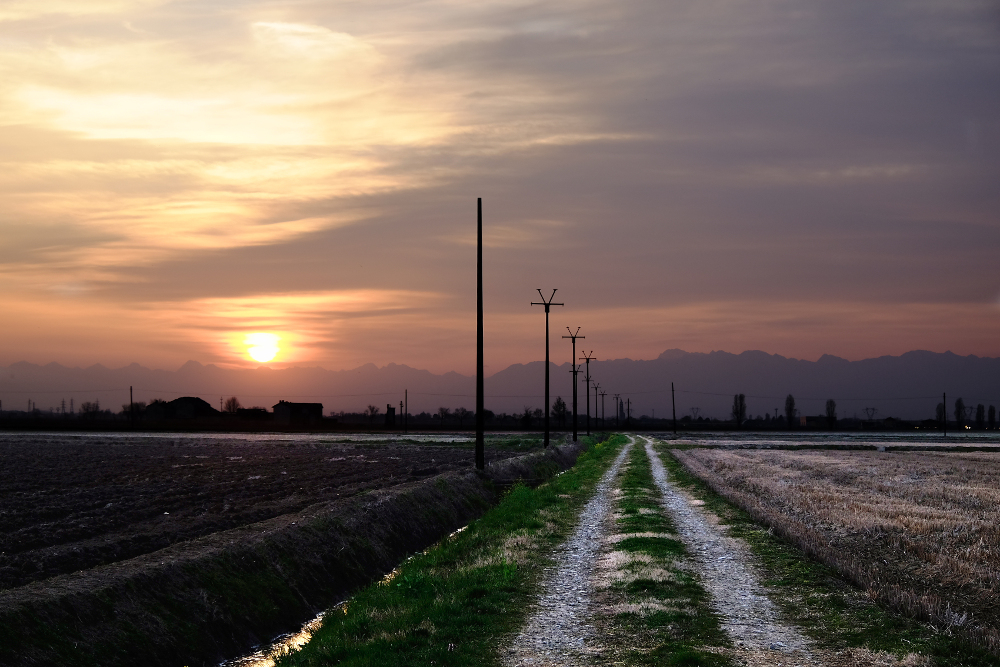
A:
670 447 1000 653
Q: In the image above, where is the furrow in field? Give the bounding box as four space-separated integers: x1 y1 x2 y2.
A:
502 437 633 666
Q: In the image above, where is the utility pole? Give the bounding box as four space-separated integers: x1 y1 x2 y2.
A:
627 398 631 428
405 389 408 434
531 289 563 447
130 386 134 430
599 389 607 428
580 351 595 435
671 382 678 435
562 327 584 442
476 198 485 469
594 382 601 428
942 391 947 437
613 393 620 429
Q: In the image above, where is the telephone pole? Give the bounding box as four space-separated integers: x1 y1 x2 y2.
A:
562 328 584 442
531 289 563 447
942 391 947 437
475 198 485 469
592 381 601 430
671 382 677 435
580 351 595 436
599 389 607 429
613 393 620 429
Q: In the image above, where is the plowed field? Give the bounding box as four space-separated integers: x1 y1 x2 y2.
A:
0 432 513 590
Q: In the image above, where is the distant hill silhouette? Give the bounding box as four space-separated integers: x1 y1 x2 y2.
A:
1 350 997 420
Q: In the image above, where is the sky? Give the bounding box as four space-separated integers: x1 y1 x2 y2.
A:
1 0 998 375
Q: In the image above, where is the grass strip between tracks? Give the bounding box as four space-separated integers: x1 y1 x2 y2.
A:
657 443 1000 667
598 441 734 666
276 433 627 667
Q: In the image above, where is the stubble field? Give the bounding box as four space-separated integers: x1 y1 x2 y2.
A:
671 447 1000 653
0 432 517 590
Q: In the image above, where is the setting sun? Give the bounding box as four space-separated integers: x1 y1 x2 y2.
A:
245 333 280 363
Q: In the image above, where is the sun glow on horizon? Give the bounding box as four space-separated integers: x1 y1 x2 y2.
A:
245 332 280 363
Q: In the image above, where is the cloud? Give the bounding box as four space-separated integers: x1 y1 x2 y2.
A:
0 0 167 22
0 0 998 370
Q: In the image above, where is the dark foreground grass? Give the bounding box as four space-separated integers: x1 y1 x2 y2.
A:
600 443 734 667
275 434 627 667
658 443 1000 667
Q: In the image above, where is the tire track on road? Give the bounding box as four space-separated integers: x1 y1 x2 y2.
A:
643 437 823 666
502 438 633 667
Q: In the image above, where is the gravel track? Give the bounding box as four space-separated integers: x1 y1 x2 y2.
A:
643 437 823 665
502 438 633 667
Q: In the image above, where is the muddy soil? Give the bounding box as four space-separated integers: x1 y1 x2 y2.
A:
0 433 510 589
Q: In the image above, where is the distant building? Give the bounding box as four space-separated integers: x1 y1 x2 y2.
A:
272 400 323 426
385 404 396 426
236 407 270 420
145 397 219 420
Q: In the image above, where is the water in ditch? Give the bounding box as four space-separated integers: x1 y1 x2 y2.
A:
217 609 332 667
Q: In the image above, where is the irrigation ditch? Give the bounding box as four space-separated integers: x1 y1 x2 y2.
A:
0 440 585 667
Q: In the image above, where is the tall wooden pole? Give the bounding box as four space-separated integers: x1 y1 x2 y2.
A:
562 328 583 442
130 385 134 430
532 290 563 447
671 382 677 435
476 199 485 469
942 391 947 437
580 351 594 435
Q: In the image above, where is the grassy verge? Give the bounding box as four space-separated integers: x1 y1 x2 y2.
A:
597 442 734 667
657 443 1000 667
276 434 626 667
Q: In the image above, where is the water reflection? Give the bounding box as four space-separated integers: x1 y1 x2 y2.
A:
219 608 333 667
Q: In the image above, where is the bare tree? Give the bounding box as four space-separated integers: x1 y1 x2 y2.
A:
784 394 796 429
954 397 965 428
825 399 837 429
521 406 534 428
223 396 241 413
731 394 746 428
437 407 451 426
366 405 381 423
121 401 147 416
552 396 568 428
454 407 471 427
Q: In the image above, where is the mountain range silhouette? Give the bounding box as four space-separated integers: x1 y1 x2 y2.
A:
2 349 997 420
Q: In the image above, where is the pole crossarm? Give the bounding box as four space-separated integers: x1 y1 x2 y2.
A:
531 288 564 311
531 289 563 447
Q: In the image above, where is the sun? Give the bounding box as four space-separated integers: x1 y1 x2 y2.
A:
245 332 280 363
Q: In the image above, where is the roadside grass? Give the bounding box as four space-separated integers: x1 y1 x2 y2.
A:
596 443 734 667
657 443 1000 667
275 434 625 667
